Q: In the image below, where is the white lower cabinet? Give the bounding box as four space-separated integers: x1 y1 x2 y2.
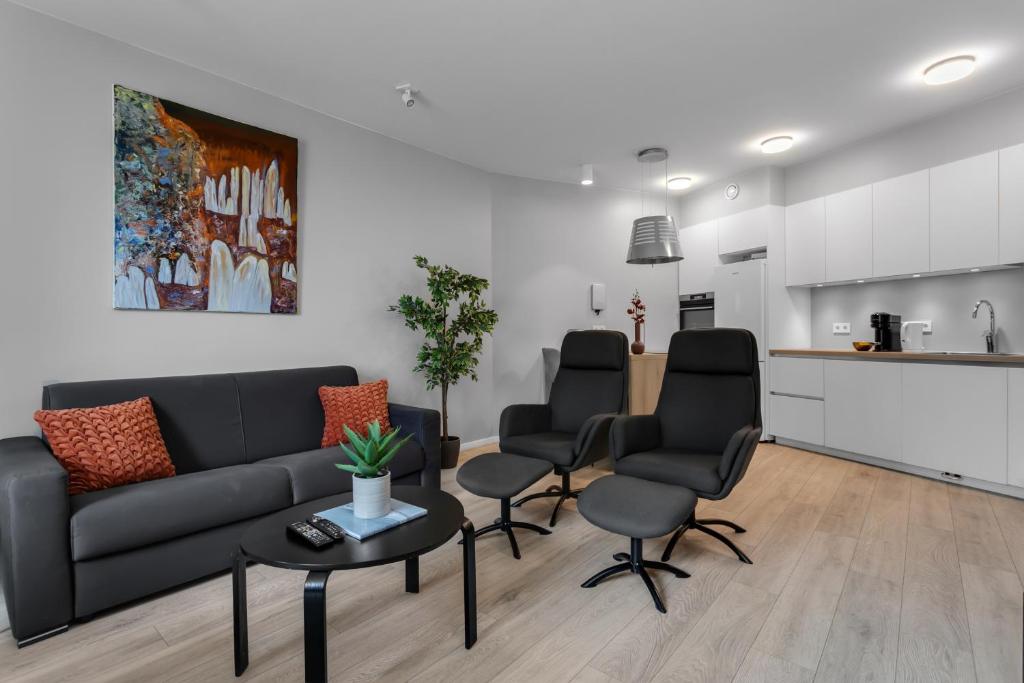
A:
902 363 1007 483
825 360 902 462
1009 369 1024 487
770 394 824 445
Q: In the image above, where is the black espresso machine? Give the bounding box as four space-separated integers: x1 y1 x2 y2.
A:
870 312 902 351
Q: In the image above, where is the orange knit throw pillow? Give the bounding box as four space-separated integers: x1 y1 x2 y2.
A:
33 397 176 495
319 380 391 448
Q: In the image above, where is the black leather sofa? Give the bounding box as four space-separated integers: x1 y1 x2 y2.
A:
0 365 440 646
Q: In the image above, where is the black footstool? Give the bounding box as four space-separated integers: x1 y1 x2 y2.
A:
456 453 554 559
577 475 697 613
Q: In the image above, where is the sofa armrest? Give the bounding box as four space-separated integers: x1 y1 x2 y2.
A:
499 404 551 439
0 437 73 643
571 413 617 469
388 403 441 489
609 415 662 461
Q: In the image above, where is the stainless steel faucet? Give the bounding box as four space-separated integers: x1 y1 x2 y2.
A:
972 299 996 353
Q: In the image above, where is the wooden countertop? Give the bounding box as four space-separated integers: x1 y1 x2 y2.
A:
770 348 1024 364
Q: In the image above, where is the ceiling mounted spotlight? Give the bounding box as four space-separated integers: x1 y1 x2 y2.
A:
395 83 418 108
580 163 594 186
761 135 794 154
667 177 692 190
923 55 976 85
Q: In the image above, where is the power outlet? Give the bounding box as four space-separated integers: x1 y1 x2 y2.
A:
833 322 851 335
921 320 932 333
592 324 607 330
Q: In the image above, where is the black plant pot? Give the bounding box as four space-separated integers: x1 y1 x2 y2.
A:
440 436 461 469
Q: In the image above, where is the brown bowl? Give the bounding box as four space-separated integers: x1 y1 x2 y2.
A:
852 341 876 352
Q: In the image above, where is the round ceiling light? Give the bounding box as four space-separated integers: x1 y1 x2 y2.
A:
761 135 794 154
667 177 692 190
923 55 976 85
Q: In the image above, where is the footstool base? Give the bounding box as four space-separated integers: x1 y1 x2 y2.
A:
581 538 688 613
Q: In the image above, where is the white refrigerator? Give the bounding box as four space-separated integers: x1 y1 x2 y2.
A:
711 259 769 440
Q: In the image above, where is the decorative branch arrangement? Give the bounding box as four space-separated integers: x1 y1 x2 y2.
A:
627 289 647 355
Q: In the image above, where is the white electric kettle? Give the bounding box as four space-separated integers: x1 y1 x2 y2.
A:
901 321 926 351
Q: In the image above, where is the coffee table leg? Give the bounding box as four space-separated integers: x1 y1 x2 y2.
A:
405 557 420 593
232 552 248 677
461 517 477 649
304 571 331 683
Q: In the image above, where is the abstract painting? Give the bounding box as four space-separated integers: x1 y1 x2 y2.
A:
113 85 298 313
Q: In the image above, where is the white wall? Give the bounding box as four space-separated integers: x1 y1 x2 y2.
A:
675 166 784 227
783 85 1024 354
785 86 1024 204
0 3 496 440
490 175 679 410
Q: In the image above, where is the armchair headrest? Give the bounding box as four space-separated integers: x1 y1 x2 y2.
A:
665 328 757 375
559 330 628 371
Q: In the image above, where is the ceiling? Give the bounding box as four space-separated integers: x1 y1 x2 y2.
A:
15 0 1024 192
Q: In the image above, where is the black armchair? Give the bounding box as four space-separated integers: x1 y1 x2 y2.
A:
611 328 762 563
499 330 629 526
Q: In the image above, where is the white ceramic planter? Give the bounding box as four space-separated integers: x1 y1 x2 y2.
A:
352 470 391 519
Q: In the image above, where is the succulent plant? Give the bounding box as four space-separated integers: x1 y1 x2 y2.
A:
334 421 412 478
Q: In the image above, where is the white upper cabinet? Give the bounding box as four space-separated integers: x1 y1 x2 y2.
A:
717 205 779 256
929 151 999 272
825 185 873 282
999 143 1024 265
873 170 930 278
677 220 719 295
785 198 826 286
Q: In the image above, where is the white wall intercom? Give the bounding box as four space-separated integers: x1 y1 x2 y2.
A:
591 283 606 315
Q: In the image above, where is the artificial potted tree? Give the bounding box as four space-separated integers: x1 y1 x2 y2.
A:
391 255 498 469
335 421 411 518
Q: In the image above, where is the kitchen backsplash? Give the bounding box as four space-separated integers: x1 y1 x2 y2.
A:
810 267 1024 353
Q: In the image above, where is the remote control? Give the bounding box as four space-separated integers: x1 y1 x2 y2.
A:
308 515 345 541
287 521 334 548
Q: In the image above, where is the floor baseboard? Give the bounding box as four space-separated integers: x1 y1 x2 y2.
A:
460 436 498 450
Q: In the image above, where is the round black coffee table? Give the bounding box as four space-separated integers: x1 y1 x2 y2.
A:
231 486 476 682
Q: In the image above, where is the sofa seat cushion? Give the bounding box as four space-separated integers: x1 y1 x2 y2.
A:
614 448 723 496
255 442 425 504
500 431 577 467
70 464 292 561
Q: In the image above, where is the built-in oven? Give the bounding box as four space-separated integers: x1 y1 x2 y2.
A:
679 293 715 330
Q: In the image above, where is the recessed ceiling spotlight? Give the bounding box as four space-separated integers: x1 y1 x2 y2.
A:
816 284 824 287
857 280 865 283
912 273 921 278
970 267 981 272
761 135 794 154
667 177 692 190
580 164 594 186
923 55 976 85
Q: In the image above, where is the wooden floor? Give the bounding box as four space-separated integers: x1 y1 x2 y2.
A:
2 443 1022 682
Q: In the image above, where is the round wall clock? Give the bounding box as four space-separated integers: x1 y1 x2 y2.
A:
724 183 740 200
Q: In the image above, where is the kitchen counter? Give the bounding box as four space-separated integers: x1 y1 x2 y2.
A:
770 348 1024 364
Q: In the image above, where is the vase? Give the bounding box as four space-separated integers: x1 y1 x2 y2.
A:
631 321 645 355
352 470 391 518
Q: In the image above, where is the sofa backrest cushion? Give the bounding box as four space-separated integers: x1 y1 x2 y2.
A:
235 365 359 461
42 374 245 474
